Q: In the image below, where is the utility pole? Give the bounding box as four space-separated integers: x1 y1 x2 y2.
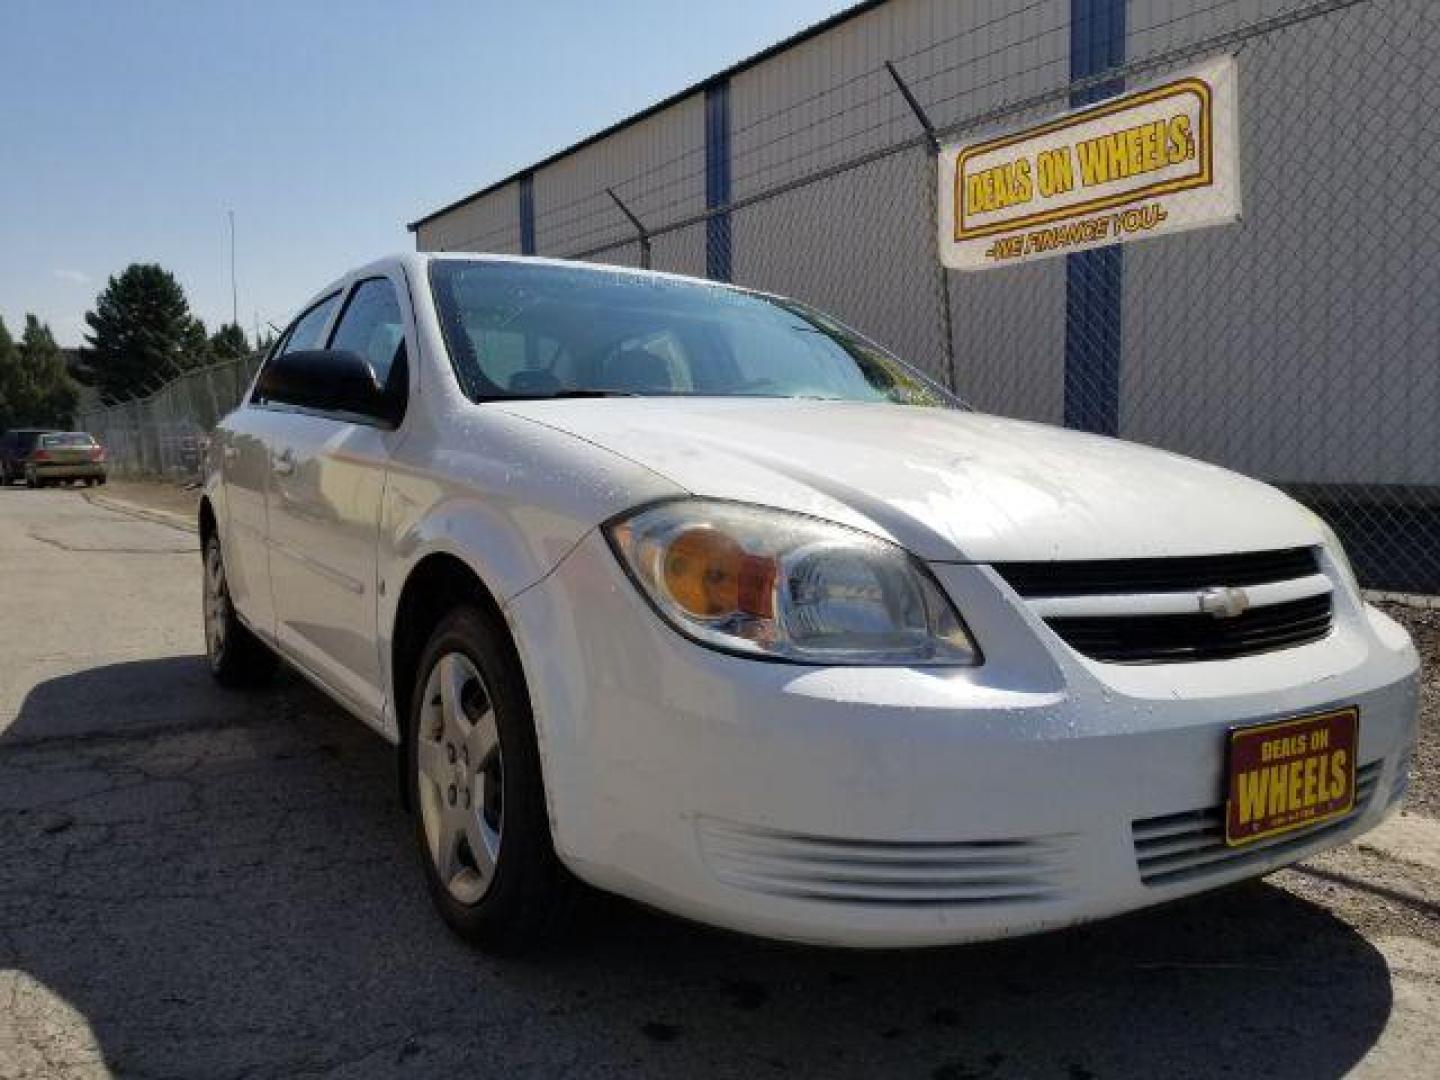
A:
228 209 238 328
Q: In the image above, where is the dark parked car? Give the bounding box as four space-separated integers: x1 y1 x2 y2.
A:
0 428 58 485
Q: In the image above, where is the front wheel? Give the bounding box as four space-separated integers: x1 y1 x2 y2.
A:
203 533 278 687
408 608 574 953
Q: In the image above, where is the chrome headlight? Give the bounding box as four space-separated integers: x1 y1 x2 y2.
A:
605 500 979 665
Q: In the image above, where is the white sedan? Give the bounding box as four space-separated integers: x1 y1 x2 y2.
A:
201 253 1418 951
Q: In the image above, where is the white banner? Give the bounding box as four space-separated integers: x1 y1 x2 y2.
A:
938 55 1241 270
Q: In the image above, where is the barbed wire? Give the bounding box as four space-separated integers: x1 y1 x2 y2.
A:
80 0 1437 596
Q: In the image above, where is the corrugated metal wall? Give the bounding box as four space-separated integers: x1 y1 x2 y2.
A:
414 180 522 255
409 0 1438 577
1121 0 1440 487
534 96 706 258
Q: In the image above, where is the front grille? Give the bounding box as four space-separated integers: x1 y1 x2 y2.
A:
1132 759 1381 886
993 547 1332 663
697 819 1072 907
995 547 1319 598
1047 593 1333 663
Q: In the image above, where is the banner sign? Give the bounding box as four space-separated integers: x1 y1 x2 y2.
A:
938 55 1240 270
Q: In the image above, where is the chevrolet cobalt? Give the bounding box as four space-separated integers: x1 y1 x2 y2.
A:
201 254 1417 951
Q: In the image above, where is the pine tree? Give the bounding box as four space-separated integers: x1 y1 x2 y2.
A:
0 316 78 428
14 315 79 426
0 316 18 430
80 264 208 400
210 322 250 361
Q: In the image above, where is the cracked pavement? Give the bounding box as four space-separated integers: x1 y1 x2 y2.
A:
2 487 1438 1079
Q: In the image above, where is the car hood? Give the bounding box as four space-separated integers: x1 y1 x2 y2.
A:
494 397 1323 562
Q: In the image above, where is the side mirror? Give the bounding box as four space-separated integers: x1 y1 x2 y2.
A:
256 349 400 425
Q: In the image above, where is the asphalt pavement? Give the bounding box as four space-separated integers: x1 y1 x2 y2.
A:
2 486 1438 1079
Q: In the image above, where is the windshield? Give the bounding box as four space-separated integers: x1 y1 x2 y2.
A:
429 260 955 407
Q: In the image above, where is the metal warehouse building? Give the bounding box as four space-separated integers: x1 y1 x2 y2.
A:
409 0 1439 593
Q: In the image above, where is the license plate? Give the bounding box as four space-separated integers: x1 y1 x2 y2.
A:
1224 707 1359 847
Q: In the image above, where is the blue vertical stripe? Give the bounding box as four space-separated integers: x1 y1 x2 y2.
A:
1064 0 1126 435
518 174 536 256
705 82 732 282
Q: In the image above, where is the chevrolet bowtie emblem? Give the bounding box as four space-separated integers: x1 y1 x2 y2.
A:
1198 586 1251 619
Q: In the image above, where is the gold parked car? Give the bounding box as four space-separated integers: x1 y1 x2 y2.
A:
23 431 108 488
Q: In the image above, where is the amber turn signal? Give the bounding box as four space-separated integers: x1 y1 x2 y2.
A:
661 527 776 619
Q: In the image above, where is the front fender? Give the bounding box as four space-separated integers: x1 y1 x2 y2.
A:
376 437 682 738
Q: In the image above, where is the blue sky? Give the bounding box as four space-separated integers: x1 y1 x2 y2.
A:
0 1 850 347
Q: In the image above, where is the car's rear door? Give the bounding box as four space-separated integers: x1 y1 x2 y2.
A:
264 273 411 722
219 292 344 643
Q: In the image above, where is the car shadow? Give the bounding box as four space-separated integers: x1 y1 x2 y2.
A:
1 656 1395 1079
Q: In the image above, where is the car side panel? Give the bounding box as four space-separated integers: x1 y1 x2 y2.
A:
214 410 278 639
267 410 393 722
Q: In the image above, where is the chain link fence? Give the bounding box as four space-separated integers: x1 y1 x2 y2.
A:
78 353 263 481
76 0 1438 593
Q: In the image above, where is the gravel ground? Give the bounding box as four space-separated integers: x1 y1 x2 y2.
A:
1378 602 1439 817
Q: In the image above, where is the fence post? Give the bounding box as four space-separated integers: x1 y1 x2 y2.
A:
606 188 652 269
1063 0 1127 436
884 61 958 394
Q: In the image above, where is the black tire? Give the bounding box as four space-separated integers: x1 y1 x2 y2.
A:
25 469 38 489
407 607 574 953
203 533 278 688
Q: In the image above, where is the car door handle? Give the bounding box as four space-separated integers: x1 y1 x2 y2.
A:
272 449 295 476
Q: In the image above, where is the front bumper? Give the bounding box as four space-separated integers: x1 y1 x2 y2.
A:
507 531 1419 948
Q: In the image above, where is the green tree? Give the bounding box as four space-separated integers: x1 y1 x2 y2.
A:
185 316 215 369
0 315 78 427
0 316 17 429
209 322 250 361
80 264 208 400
